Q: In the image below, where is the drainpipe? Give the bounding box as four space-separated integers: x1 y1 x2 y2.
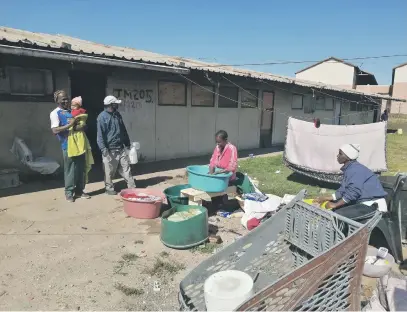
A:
0 44 190 74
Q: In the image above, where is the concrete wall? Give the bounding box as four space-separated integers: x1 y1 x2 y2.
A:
106 72 261 161
296 60 356 88
0 68 70 169
391 65 407 114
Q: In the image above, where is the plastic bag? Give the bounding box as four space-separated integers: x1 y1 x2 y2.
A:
128 142 140 164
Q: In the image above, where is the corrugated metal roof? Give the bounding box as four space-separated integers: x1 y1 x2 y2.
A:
0 26 403 102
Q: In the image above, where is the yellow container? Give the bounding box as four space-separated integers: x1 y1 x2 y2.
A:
397 129 403 135
303 199 329 209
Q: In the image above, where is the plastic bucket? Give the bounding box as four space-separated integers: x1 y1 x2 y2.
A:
160 205 208 249
187 165 232 193
163 184 191 208
120 188 165 219
204 270 254 311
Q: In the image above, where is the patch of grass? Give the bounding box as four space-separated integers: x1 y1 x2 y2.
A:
159 251 170 258
121 253 139 261
385 133 407 175
239 154 336 197
114 283 144 296
114 253 139 275
145 258 185 277
239 133 407 193
191 243 219 254
113 260 128 276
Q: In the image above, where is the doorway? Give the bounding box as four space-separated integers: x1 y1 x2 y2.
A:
70 70 106 163
260 91 274 148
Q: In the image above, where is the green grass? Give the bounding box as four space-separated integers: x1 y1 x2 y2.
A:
114 283 144 296
239 155 336 197
190 243 220 254
144 258 185 277
239 132 407 196
386 133 407 175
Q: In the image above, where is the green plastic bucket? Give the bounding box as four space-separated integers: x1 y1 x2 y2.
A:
163 184 190 208
160 205 208 249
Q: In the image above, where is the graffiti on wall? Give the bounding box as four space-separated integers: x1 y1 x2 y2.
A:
112 88 154 112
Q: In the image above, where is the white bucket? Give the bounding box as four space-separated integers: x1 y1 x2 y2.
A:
204 270 254 311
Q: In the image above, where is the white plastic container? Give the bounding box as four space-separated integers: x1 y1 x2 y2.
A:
128 142 140 165
363 246 394 278
204 270 254 311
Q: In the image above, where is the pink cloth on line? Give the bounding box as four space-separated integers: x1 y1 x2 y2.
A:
209 142 238 181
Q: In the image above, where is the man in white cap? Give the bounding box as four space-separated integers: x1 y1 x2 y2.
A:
314 143 387 211
97 95 136 195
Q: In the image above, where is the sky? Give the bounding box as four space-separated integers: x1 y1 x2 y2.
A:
2 0 406 84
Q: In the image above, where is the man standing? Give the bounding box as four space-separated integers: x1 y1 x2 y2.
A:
380 109 389 122
97 95 136 195
50 90 90 202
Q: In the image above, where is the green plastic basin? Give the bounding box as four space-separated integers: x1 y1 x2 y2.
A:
163 184 190 208
160 205 208 249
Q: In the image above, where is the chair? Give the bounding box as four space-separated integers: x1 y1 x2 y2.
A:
334 174 406 263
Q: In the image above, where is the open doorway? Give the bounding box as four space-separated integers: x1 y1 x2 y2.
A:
260 91 274 148
70 71 106 163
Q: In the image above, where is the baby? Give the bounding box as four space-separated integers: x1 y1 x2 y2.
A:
71 96 87 117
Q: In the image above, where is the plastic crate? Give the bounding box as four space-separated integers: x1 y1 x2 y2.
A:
178 190 381 311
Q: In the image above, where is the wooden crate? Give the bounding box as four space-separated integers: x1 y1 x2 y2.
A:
181 186 237 206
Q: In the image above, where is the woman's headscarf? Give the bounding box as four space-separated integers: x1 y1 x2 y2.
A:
340 144 360 160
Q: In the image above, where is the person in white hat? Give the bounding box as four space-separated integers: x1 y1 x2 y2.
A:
314 143 387 211
96 95 136 195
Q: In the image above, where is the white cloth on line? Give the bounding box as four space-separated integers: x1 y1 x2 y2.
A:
284 117 387 174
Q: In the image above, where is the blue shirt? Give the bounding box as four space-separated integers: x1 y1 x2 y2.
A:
335 161 387 204
56 110 73 151
96 109 130 152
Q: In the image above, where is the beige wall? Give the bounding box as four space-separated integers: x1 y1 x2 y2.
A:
0 69 70 169
356 85 391 112
296 60 356 87
391 65 407 114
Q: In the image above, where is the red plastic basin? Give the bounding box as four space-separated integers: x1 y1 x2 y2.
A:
120 188 165 219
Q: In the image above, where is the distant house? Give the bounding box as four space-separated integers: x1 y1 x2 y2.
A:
0 28 401 168
391 62 407 114
296 56 392 114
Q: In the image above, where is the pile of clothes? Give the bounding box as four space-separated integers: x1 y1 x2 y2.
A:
239 178 284 231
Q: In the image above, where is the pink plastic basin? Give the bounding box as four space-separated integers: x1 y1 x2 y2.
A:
120 188 165 219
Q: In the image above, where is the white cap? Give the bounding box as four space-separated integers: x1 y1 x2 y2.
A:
103 95 122 105
340 144 360 160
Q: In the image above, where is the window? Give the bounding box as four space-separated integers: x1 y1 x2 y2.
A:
241 89 258 108
158 81 186 106
218 86 238 108
315 96 325 110
191 85 214 107
8 67 53 95
325 98 334 111
292 94 303 110
350 102 363 112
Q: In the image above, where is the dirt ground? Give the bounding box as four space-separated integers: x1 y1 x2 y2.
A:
1 161 406 310
0 168 248 311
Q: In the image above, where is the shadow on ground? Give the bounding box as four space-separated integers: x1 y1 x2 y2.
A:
0 147 283 198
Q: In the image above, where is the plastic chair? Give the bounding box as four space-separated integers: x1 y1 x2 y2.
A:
334 174 406 263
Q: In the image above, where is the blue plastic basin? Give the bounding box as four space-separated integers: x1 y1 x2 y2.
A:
186 165 232 193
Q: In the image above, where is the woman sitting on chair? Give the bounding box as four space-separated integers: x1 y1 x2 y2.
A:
208 130 238 182
314 144 387 211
